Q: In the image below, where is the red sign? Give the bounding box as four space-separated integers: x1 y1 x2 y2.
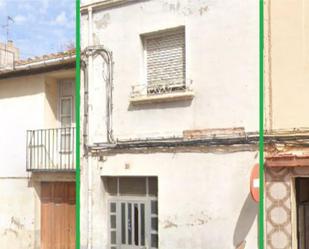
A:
250 163 259 202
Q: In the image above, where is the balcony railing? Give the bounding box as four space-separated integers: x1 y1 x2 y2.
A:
26 127 75 172
130 78 193 98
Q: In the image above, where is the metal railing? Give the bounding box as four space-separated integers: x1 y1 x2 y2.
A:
26 127 75 172
131 78 193 98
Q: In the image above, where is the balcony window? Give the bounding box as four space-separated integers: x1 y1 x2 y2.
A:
59 81 74 153
59 80 74 126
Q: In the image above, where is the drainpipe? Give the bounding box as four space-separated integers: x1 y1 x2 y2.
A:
102 48 114 144
87 6 93 249
81 60 88 152
83 45 114 144
88 7 93 47
81 58 92 249
87 155 93 249
83 6 114 248
83 45 113 249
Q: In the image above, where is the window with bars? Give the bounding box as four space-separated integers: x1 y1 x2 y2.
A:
143 27 186 93
105 177 158 249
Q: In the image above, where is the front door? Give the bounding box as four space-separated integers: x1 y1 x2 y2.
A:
109 199 158 249
107 177 158 249
41 182 76 249
296 178 309 249
120 201 147 249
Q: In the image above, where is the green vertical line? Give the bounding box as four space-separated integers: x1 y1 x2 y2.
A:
76 0 81 249
259 0 264 249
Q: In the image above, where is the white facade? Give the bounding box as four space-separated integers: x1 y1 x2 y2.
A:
0 61 75 249
81 1 259 249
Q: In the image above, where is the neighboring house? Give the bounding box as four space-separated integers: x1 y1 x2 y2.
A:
0 50 76 249
0 41 19 70
80 1 259 249
264 1 309 249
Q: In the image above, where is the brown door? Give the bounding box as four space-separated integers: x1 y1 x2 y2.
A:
41 182 76 249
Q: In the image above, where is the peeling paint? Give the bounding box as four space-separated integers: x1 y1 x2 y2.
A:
162 1 208 16
94 13 110 29
199 6 208 15
185 214 212 227
11 216 24 230
93 33 100 45
3 228 18 237
163 220 178 229
2 216 25 238
164 1 181 12
163 212 213 229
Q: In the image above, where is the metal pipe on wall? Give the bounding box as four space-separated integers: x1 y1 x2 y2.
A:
87 7 93 249
83 7 114 248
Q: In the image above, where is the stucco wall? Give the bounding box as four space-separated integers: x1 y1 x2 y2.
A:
0 75 45 177
0 178 39 249
81 1 259 248
81 150 259 249
0 71 75 249
0 173 75 249
0 75 49 249
0 72 75 176
266 0 309 130
81 0 259 144
44 77 58 129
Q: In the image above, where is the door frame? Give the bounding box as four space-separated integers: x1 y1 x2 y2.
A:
292 176 309 249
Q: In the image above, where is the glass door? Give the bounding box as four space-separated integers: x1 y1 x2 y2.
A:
58 80 75 168
109 199 158 249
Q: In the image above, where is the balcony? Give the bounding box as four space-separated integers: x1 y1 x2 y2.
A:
26 127 75 172
130 79 194 105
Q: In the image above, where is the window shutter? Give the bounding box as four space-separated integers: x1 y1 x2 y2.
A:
145 29 185 85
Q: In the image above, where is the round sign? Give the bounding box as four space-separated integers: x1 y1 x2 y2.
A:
250 163 259 202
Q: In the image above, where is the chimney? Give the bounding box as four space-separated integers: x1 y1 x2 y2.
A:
0 40 20 70
7 40 14 48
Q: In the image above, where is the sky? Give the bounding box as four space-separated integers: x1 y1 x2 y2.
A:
0 0 75 59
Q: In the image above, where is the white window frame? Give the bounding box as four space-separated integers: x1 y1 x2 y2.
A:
106 177 158 249
59 96 73 127
57 79 75 127
58 80 74 153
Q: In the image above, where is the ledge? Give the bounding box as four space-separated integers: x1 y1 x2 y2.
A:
266 154 309 167
129 91 194 105
81 0 143 13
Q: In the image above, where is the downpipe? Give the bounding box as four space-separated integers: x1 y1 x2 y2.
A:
83 6 114 248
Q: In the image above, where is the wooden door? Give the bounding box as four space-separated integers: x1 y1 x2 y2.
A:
41 182 76 249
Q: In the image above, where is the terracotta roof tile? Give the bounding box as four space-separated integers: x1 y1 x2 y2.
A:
15 49 76 66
